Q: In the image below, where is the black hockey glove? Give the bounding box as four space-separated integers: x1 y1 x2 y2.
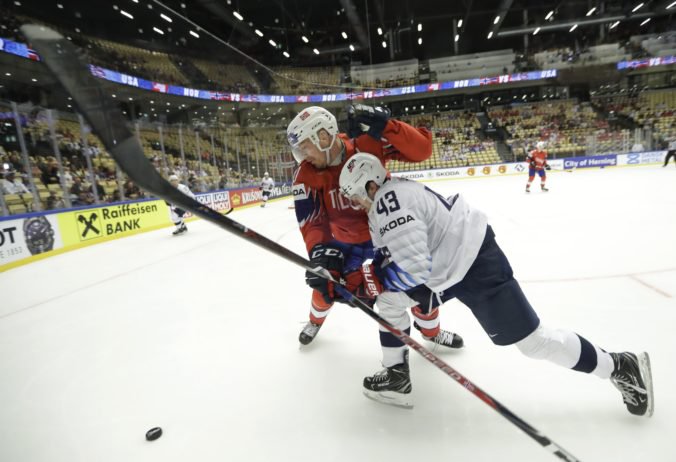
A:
347 104 391 140
545 164 551 170
305 244 345 304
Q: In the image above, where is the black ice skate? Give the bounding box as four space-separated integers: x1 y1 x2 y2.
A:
610 352 654 417
525 185 531 193
299 321 322 345
363 350 413 408
541 185 549 192
414 323 464 348
172 224 187 236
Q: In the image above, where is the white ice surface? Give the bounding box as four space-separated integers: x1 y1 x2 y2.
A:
1 165 675 462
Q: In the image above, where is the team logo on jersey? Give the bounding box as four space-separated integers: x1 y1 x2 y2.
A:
292 184 307 200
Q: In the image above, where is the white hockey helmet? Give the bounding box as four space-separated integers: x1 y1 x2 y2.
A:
536 141 546 150
339 153 387 201
264 171 269 176
286 106 339 164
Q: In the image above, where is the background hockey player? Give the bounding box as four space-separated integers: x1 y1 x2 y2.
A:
260 172 275 207
167 174 195 235
287 104 463 352
339 153 654 413
526 141 551 192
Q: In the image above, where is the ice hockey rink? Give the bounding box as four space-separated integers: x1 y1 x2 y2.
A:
1 164 675 462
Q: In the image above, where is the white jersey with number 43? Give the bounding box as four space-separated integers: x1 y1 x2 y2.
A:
368 178 488 293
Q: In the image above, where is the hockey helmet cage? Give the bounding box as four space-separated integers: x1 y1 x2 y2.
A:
287 106 338 163
339 153 387 201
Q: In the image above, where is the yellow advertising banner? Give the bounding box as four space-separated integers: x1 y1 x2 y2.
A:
58 200 170 246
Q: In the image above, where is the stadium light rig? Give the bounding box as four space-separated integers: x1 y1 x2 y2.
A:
545 10 554 20
255 29 263 37
120 10 133 19
586 7 596 16
487 31 493 39
640 18 651 26
301 35 309 43
233 11 244 21
457 19 463 27
668 1 676 8
189 30 200 38
610 20 620 29
569 24 578 32
533 27 540 35
632 3 644 12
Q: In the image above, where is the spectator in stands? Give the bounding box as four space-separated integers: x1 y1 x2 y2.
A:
69 176 86 205
123 179 142 199
40 163 60 186
1 171 29 195
45 191 65 210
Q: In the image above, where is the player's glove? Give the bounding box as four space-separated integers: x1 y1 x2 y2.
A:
545 164 551 171
343 263 383 305
305 243 345 304
347 104 391 140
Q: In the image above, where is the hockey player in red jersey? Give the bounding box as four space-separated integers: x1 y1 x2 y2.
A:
287 105 463 353
526 141 551 193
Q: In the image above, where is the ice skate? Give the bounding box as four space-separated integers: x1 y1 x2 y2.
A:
299 321 321 345
423 329 464 349
610 352 654 417
541 185 549 192
172 223 187 236
525 185 531 193
363 350 413 408
414 322 464 348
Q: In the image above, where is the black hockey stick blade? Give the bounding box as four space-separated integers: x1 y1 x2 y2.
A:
22 24 581 462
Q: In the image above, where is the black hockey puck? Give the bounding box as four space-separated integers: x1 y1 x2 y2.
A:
145 427 162 441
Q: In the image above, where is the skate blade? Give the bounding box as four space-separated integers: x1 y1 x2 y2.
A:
638 352 654 417
363 389 413 409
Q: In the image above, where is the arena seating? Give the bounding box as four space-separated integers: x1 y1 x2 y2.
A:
429 49 515 81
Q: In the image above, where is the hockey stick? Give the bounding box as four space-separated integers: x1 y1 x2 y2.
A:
22 25 580 462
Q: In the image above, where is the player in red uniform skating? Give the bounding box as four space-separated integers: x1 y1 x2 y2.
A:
526 141 551 193
287 105 464 355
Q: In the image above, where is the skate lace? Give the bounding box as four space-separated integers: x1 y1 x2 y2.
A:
303 323 320 336
611 375 639 406
426 330 454 346
372 368 390 383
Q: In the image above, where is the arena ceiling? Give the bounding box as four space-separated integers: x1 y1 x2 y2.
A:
6 0 676 68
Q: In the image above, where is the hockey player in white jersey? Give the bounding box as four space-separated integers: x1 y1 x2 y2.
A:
339 153 654 414
260 172 275 208
168 174 196 235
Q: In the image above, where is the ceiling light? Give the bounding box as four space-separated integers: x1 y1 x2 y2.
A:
189 30 199 38
418 37 422 45
493 16 500 24
381 41 387 48
112 94 116 98
454 34 459 42
112 4 118 10
569 24 578 32
487 31 493 39
341 31 348 39
586 7 596 16
610 21 620 29
640 18 651 26
668 1 676 8
377 27 383 35
31 78 37 82
283 51 290 58
233 11 244 21
457 19 463 28
120 10 133 19
533 27 540 35
57 3 63 8
255 29 263 37
301 35 309 43
545 10 554 20
5 72 11 76
313 48 319 54
132 0 138 2
632 3 644 12
160 13 172 22
269 39 277 47
153 27 164 35
417 23 422 31
349 44 355 51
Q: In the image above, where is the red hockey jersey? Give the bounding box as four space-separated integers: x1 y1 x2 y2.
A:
292 119 432 253
527 149 548 170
